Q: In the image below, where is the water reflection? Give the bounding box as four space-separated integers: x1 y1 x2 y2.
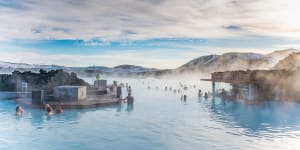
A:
21 104 126 129
2 77 300 150
207 98 300 134
126 103 134 112
116 103 122 112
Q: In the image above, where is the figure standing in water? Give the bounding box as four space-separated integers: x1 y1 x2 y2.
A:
126 83 129 90
123 93 134 104
128 86 132 93
198 89 202 97
183 95 187 101
204 92 208 99
16 106 23 115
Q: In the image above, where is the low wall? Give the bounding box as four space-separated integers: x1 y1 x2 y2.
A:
0 92 32 99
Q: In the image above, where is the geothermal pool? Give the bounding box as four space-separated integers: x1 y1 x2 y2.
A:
1 78 300 150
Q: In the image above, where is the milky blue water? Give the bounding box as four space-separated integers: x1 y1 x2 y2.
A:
1 78 300 150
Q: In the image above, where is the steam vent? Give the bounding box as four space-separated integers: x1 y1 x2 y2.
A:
204 69 300 102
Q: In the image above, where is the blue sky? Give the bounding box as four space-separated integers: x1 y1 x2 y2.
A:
0 0 300 68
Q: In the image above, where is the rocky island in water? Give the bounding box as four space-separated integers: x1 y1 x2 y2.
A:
0 69 123 108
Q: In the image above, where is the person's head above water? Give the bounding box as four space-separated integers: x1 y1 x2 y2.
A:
47 107 52 113
16 106 23 115
16 106 22 112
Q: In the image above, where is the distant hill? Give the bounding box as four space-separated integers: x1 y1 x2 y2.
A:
176 52 268 73
176 49 299 73
0 61 158 75
112 65 157 72
266 48 299 66
0 61 54 69
274 52 300 70
0 61 65 73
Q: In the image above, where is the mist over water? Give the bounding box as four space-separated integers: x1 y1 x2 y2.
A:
1 76 300 150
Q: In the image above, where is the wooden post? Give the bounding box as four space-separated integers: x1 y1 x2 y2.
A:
212 81 215 99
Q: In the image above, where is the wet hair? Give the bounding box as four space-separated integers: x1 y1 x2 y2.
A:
16 106 20 112
47 107 52 113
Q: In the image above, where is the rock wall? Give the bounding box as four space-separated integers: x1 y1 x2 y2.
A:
0 69 90 94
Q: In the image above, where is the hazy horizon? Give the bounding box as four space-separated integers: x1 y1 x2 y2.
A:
0 48 298 69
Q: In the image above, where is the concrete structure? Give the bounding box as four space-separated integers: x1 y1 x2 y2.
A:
32 90 44 105
95 80 107 91
53 86 87 101
202 70 293 101
0 92 31 99
117 86 122 98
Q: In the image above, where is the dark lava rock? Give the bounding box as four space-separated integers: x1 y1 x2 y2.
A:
0 69 90 94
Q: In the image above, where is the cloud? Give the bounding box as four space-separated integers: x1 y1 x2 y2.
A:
0 0 299 41
223 25 242 31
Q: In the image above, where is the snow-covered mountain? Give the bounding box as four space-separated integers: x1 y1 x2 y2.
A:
0 61 64 69
176 52 268 73
0 61 157 74
176 49 299 73
266 48 299 66
274 52 300 70
70 65 157 73
0 61 40 69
